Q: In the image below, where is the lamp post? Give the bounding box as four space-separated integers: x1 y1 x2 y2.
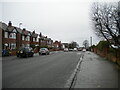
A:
90 36 92 47
19 23 22 29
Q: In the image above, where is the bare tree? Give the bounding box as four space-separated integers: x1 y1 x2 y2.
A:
92 2 120 47
92 2 120 63
83 40 89 49
69 41 79 49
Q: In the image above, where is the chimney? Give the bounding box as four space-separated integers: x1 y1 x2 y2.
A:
33 30 35 34
39 32 42 37
8 21 12 26
23 28 26 31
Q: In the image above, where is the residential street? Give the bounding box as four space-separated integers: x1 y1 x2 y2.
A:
2 51 119 88
2 51 80 88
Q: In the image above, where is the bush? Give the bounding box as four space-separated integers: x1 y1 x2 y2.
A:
97 41 109 51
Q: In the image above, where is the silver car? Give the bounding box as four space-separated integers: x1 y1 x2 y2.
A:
39 48 50 55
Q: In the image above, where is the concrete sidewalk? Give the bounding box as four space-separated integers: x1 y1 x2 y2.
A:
74 51 119 88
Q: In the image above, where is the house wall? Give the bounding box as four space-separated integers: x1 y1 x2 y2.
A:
16 33 22 48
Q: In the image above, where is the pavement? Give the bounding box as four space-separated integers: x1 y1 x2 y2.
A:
74 51 119 88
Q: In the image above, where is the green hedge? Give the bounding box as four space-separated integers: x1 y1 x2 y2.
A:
96 41 109 51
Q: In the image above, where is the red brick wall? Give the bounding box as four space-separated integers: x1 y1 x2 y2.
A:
3 38 16 44
16 33 21 48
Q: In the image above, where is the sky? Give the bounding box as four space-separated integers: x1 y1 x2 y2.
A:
0 0 119 47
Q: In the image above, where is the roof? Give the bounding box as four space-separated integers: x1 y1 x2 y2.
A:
0 22 7 30
32 33 38 37
7 26 15 32
15 27 22 33
22 29 30 35
0 22 22 33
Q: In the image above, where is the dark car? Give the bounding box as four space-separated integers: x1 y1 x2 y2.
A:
2 49 11 56
39 48 50 55
17 46 34 57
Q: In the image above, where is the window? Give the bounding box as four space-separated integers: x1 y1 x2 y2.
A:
4 32 8 38
9 43 16 50
12 29 17 33
26 44 30 47
22 36 25 40
37 37 39 42
9 33 16 39
33 38 36 42
26 36 30 41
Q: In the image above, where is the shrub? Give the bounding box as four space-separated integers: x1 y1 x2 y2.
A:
96 41 109 51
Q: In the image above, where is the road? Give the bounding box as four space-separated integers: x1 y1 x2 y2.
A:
2 51 81 88
2 51 119 89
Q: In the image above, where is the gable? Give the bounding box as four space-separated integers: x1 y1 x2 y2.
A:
28 33 31 36
12 29 17 33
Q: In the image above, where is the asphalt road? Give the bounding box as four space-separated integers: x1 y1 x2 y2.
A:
2 51 81 88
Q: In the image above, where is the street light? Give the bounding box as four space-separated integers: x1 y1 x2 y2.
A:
90 36 92 47
19 23 22 29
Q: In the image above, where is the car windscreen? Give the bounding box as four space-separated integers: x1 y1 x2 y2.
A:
18 47 30 52
40 48 48 50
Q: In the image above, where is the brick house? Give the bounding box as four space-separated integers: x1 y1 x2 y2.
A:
39 33 48 47
47 38 53 48
1 21 54 55
21 28 31 47
1 21 23 55
53 41 63 50
39 33 53 48
30 30 39 47
2 22 19 50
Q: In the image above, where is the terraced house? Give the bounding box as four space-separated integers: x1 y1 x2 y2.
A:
0 21 54 55
2 21 21 50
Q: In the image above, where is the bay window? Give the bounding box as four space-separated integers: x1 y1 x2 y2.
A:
33 38 36 42
9 33 16 39
4 32 8 38
22 36 25 40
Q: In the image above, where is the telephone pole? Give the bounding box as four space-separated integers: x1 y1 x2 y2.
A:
90 36 92 47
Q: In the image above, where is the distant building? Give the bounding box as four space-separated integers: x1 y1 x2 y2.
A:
62 43 69 49
53 41 63 50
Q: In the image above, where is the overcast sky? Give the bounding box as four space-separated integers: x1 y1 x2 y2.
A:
0 0 119 46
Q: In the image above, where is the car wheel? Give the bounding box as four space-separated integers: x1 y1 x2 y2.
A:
31 54 33 57
17 55 19 57
25 54 28 58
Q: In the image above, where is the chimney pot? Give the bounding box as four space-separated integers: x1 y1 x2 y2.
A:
8 21 12 26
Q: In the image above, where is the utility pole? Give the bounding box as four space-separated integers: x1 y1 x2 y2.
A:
90 36 92 47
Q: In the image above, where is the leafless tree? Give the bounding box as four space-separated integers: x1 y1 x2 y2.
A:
92 2 120 47
83 40 89 49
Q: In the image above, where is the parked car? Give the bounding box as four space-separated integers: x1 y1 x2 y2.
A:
16 46 34 57
69 48 74 51
73 48 77 51
2 49 11 56
82 49 86 52
64 48 69 52
39 48 50 55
